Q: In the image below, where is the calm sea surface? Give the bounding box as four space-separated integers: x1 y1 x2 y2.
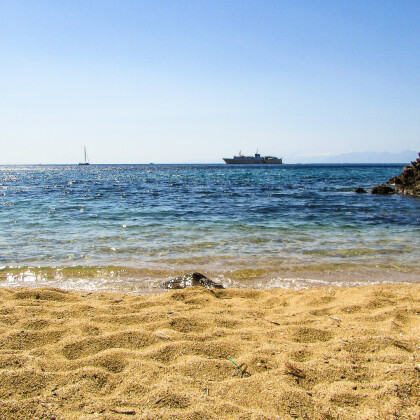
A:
1 164 419 291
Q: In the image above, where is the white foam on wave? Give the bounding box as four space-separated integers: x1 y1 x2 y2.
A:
253 276 402 290
212 272 411 291
7 271 45 284
1 268 416 294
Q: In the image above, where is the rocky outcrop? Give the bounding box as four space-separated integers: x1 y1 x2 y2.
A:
387 153 420 197
161 272 225 290
371 185 395 195
354 187 367 194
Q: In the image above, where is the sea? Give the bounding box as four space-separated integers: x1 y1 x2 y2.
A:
1 164 419 292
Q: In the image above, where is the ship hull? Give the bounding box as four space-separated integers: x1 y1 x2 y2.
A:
223 158 262 164
223 158 283 164
262 158 283 164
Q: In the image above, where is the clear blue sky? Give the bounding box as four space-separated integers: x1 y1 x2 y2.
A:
1 0 419 163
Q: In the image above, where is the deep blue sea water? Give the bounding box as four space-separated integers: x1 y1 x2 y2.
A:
1 164 419 291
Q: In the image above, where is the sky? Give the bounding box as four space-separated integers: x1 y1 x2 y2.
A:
0 0 419 164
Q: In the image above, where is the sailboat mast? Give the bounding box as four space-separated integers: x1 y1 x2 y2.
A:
79 146 90 165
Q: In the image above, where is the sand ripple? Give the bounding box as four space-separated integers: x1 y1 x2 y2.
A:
0 285 419 419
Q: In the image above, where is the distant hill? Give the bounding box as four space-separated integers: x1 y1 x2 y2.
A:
293 150 418 164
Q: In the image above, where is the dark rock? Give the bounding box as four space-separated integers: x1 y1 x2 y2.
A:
403 166 415 178
388 176 402 185
161 272 225 290
354 187 367 194
386 152 420 196
371 185 395 195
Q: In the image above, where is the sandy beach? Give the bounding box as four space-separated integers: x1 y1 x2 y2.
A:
0 284 419 419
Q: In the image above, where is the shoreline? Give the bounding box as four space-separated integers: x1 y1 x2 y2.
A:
2 265 419 294
0 283 419 419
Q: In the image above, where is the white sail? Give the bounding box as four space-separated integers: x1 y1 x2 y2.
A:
79 146 90 165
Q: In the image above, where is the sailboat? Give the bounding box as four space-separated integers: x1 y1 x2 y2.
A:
79 146 90 165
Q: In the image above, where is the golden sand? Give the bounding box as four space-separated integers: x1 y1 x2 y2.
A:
0 284 419 419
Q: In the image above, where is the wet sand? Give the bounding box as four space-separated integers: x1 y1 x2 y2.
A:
0 284 419 419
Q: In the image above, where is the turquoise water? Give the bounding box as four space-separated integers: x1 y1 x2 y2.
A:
1 164 419 291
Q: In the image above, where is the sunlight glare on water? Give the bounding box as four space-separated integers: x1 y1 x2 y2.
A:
0 164 419 291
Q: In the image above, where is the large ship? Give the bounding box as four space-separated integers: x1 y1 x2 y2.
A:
223 151 283 165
